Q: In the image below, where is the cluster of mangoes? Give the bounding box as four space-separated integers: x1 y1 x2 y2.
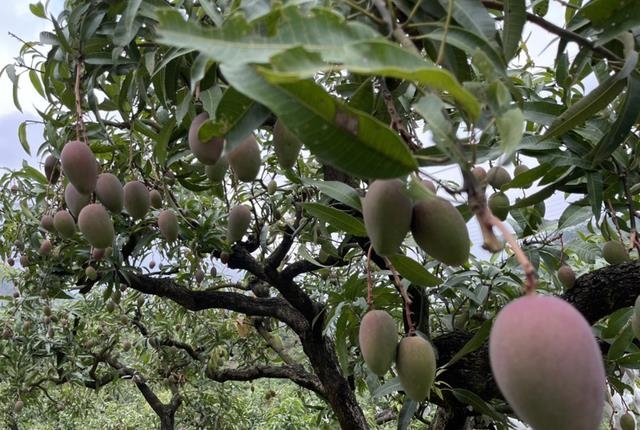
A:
358 310 436 401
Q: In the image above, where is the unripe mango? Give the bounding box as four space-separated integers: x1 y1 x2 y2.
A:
78 204 115 248
227 205 252 243
53 210 76 238
396 336 437 401
411 197 470 266
40 214 55 232
64 183 90 218
472 166 487 182
487 166 511 189
44 155 60 184
60 140 98 194
489 295 605 430
557 265 576 290
205 156 229 182
149 189 163 209
488 192 510 221
602 240 629 264
362 179 412 256
273 119 302 169
358 310 397 375
228 134 261 182
123 181 150 219
188 112 224 165
95 173 124 213
158 209 179 242
514 164 529 176
39 239 52 256
620 412 636 430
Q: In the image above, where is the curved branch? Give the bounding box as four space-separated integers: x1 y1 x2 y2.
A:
120 271 309 334
206 364 325 398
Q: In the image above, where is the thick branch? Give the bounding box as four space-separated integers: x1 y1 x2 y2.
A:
206 364 325 398
433 262 640 409
121 271 308 334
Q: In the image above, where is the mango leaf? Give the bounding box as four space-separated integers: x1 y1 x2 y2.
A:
413 95 465 165
590 74 640 166
586 171 603 220
221 63 417 179
542 44 637 141
268 42 480 120
450 388 507 424
371 376 402 398
502 0 526 60
18 122 30 155
438 0 496 41
558 204 593 230
29 2 46 18
495 108 524 158
608 324 634 361
113 0 143 47
419 25 506 76
199 87 271 153
301 203 366 236
601 307 633 339
397 398 418 430
386 254 442 287
156 7 378 66
157 7 480 120
301 179 362 212
441 319 492 369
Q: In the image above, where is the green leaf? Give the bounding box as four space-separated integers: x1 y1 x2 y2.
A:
495 108 524 158
301 203 367 236
268 42 480 120
586 171 603 220
590 74 640 166
221 63 418 179
608 324 634 361
438 0 496 41
558 204 593 230
450 388 507 423
601 307 633 339
301 179 362 212
397 398 418 430
18 122 30 155
157 7 480 119
200 87 271 153
29 2 46 19
441 319 492 368
413 95 464 165
113 0 143 47
420 25 506 77
542 46 637 141
502 0 526 60
156 7 378 66
371 376 402 398
386 254 442 287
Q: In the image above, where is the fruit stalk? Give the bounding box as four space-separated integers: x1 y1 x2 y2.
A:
384 257 415 335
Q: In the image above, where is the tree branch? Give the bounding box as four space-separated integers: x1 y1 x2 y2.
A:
206 364 325 398
120 270 309 334
481 0 620 63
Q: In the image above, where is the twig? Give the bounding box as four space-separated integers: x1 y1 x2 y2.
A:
384 257 415 335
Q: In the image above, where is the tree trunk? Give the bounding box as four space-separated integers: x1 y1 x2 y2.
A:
159 409 175 430
301 329 370 429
